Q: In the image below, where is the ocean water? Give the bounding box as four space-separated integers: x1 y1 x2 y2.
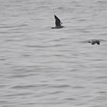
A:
0 0 107 107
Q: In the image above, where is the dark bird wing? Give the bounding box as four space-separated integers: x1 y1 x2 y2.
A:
54 15 61 26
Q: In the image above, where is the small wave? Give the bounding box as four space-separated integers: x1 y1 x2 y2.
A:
64 97 76 101
10 74 29 78
98 91 107 94
0 24 27 29
12 85 37 89
49 84 70 88
72 86 85 89
0 85 6 88
96 76 107 79
12 84 49 89
6 92 32 97
0 58 5 61
49 91 63 95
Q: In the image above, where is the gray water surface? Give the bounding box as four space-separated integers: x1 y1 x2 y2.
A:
0 0 107 107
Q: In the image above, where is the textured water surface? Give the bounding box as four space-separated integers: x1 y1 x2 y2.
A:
0 0 107 107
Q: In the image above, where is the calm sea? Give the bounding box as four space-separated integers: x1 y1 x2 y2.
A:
0 0 107 107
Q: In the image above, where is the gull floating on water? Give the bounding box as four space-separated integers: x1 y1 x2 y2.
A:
51 15 64 29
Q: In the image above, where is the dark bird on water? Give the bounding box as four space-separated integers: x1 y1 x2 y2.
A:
51 15 64 29
88 40 100 45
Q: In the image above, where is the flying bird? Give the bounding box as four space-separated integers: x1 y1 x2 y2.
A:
51 15 64 29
